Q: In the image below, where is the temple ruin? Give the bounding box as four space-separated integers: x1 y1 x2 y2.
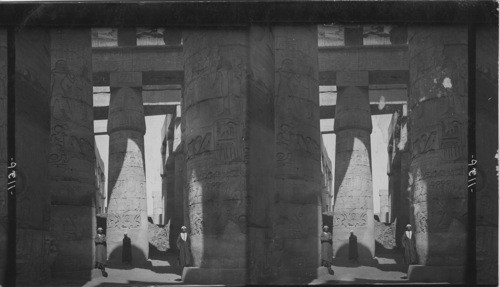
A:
0 4 497 285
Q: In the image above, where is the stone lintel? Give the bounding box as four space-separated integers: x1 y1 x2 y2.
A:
336 71 369 87
110 71 142 87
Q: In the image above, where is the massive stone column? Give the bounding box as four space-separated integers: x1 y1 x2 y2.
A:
407 27 467 283
48 29 96 279
475 26 498 285
160 113 174 229
397 108 411 249
172 105 185 242
164 121 176 248
106 72 149 265
273 26 322 283
15 29 53 285
332 71 375 260
182 26 275 284
0 29 7 286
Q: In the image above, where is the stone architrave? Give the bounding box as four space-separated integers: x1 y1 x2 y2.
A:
106 71 149 264
0 29 6 286
407 27 468 283
15 29 53 285
182 27 275 285
332 70 375 260
48 29 96 279
273 26 322 283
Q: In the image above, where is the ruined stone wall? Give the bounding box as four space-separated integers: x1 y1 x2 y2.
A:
49 29 96 279
408 27 468 271
475 26 498 285
374 219 396 252
15 29 53 285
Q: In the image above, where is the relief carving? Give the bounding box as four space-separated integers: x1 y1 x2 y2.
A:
411 129 437 157
107 213 142 229
50 59 92 125
277 124 319 157
49 124 95 166
333 211 368 228
214 119 241 163
187 132 212 159
438 116 466 161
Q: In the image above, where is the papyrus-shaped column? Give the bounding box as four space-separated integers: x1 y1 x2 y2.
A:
49 29 96 279
106 72 149 264
273 26 322 283
15 29 53 285
182 27 275 285
332 71 375 260
407 27 467 282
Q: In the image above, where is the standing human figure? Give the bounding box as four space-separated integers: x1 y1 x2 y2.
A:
176 226 192 268
122 231 132 264
320 225 334 273
401 224 418 273
95 227 108 277
348 230 358 262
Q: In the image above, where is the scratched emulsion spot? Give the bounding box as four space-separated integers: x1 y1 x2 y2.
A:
442 77 452 88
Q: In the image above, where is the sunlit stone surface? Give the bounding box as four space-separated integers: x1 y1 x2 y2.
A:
106 72 149 265
332 72 375 260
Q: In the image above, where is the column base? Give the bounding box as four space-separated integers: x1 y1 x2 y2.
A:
408 265 465 283
182 267 246 285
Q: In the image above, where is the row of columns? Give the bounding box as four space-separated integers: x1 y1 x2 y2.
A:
2 25 493 286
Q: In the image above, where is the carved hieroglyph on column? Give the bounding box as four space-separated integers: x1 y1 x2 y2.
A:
49 29 96 278
273 26 322 283
183 27 275 284
332 71 375 259
106 72 149 264
0 29 7 286
15 29 53 285
408 27 467 270
184 29 249 274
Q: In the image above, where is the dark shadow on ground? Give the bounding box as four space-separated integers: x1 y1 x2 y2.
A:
334 241 373 262
106 247 182 275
